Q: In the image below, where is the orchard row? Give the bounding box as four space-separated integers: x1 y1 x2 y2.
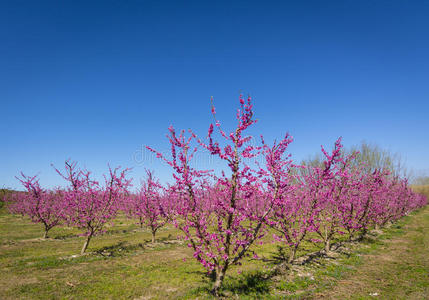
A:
7 96 427 295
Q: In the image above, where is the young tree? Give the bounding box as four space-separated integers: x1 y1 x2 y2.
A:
312 138 354 253
267 180 319 263
55 161 131 254
11 173 64 238
124 170 167 243
147 96 291 295
261 135 313 264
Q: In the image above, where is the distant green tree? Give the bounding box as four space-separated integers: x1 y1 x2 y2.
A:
347 141 406 177
300 141 407 178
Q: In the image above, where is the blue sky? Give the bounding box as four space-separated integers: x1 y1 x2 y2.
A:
1 0 428 190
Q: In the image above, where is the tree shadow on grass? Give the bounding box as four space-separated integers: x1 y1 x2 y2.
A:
143 235 182 245
260 245 292 266
54 233 81 240
92 237 181 257
222 270 271 296
263 243 353 269
94 241 146 257
54 227 136 240
186 270 272 298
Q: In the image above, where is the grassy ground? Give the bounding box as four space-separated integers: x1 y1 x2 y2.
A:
319 204 429 299
0 204 428 299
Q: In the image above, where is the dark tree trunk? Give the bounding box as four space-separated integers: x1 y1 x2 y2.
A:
324 239 331 254
151 228 157 243
81 234 93 254
43 227 49 239
289 245 298 263
212 266 227 296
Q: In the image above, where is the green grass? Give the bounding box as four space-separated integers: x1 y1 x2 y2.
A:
0 205 428 299
313 206 429 299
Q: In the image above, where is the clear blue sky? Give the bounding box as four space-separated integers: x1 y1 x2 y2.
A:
1 0 428 190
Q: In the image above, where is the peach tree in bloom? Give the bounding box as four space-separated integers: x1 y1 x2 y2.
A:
123 170 168 243
11 173 64 239
266 138 347 261
147 96 294 295
55 160 131 254
310 138 354 253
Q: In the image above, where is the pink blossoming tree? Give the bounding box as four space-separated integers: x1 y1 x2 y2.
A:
124 170 168 243
11 173 64 239
147 96 293 295
55 160 131 254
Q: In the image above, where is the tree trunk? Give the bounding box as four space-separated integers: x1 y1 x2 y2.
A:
43 227 50 239
347 230 353 242
324 239 330 254
289 245 298 263
359 228 368 240
212 266 226 297
81 234 92 254
151 228 157 243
